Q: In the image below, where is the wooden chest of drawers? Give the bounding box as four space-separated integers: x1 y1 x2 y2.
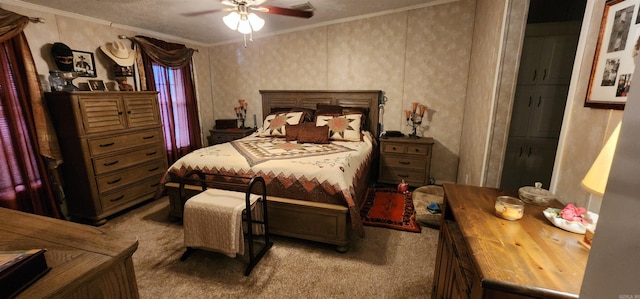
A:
46 91 167 225
378 136 434 186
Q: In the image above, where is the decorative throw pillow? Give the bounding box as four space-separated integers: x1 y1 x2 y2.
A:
284 123 301 141
342 107 369 130
314 103 343 120
297 125 330 144
315 113 362 141
259 111 304 137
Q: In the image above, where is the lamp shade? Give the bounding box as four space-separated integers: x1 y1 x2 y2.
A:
247 13 264 31
581 122 621 197
223 12 241 30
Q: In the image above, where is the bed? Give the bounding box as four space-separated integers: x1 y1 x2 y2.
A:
162 90 383 252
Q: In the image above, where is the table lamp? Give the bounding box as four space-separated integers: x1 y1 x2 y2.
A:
579 121 621 248
581 122 621 197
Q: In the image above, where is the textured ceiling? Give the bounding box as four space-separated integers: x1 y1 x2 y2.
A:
15 0 446 45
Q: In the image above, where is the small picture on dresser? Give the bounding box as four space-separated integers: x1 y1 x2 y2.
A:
88 80 106 91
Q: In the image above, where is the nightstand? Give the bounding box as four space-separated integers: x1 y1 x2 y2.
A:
378 136 434 186
207 127 256 145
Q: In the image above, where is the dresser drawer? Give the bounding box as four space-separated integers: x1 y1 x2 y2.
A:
379 167 426 185
382 143 407 154
96 159 167 193
381 155 427 171
88 128 163 156
382 143 431 156
212 134 237 144
99 175 162 210
93 145 165 175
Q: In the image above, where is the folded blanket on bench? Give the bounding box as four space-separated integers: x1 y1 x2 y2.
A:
184 189 259 258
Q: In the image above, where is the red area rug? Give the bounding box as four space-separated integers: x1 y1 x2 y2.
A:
360 188 421 233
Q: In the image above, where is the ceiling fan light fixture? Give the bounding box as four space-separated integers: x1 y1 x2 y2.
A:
223 11 241 30
248 13 264 31
237 19 252 34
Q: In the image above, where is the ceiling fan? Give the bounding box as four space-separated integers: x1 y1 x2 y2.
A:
184 0 314 19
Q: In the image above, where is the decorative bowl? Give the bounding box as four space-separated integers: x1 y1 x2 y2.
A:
543 207 598 234
519 182 555 206
494 196 524 220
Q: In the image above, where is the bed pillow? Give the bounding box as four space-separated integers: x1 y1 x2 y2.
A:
285 123 301 141
315 103 343 118
259 111 304 137
290 107 315 123
315 113 362 141
297 123 330 144
342 107 369 131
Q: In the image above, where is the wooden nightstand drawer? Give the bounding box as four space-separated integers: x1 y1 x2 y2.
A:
380 155 427 170
382 143 407 154
407 145 431 156
208 127 256 145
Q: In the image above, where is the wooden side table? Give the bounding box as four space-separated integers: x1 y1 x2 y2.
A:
378 136 434 186
207 127 256 145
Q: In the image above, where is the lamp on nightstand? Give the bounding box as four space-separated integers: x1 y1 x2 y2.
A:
580 121 621 248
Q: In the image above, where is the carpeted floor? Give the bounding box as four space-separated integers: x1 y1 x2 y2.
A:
101 196 439 298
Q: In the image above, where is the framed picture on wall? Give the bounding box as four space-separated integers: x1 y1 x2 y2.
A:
585 0 640 110
72 50 97 77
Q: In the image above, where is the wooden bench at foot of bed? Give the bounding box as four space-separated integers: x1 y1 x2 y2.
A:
165 182 350 252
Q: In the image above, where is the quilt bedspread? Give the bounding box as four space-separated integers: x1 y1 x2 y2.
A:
160 132 376 237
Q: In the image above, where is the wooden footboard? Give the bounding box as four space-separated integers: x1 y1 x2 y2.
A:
165 182 350 252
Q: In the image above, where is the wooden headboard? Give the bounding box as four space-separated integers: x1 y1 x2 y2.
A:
259 90 384 136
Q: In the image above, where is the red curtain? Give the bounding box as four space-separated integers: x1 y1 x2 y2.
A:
0 33 62 218
133 36 202 164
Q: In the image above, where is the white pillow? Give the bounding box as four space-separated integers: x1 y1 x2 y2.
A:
259 111 304 137
315 113 362 141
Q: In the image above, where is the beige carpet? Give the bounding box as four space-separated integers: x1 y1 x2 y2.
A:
101 196 439 298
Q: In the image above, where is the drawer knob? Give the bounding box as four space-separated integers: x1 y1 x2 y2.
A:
398 161 410 165
104 160 119 166
99 142 115 147
392 147 397 150
146 151 157 156
107 178 122 185
148 167 160 172
110 195 125 202
142 135 155 140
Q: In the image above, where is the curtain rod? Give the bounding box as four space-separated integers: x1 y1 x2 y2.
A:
118 35 199 52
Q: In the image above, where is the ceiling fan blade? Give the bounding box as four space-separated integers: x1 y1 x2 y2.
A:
183 7 235 17
258 5 313 18
182 9 224 17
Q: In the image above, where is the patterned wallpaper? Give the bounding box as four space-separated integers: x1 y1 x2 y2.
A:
208 0 476 183
457 0 506 185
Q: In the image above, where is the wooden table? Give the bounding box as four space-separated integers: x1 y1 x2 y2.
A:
432 184 588 298
0 207 139 298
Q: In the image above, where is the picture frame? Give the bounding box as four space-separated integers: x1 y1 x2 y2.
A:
585 0 640 110
71 50 97 77
88 79 106 91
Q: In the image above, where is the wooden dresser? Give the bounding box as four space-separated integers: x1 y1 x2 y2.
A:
46 91 167 225
0 207 139 298
378 136 434 186
432 184 588 298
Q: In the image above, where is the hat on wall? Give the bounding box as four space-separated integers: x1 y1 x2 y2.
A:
100 41 136 66
51 42 74 71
